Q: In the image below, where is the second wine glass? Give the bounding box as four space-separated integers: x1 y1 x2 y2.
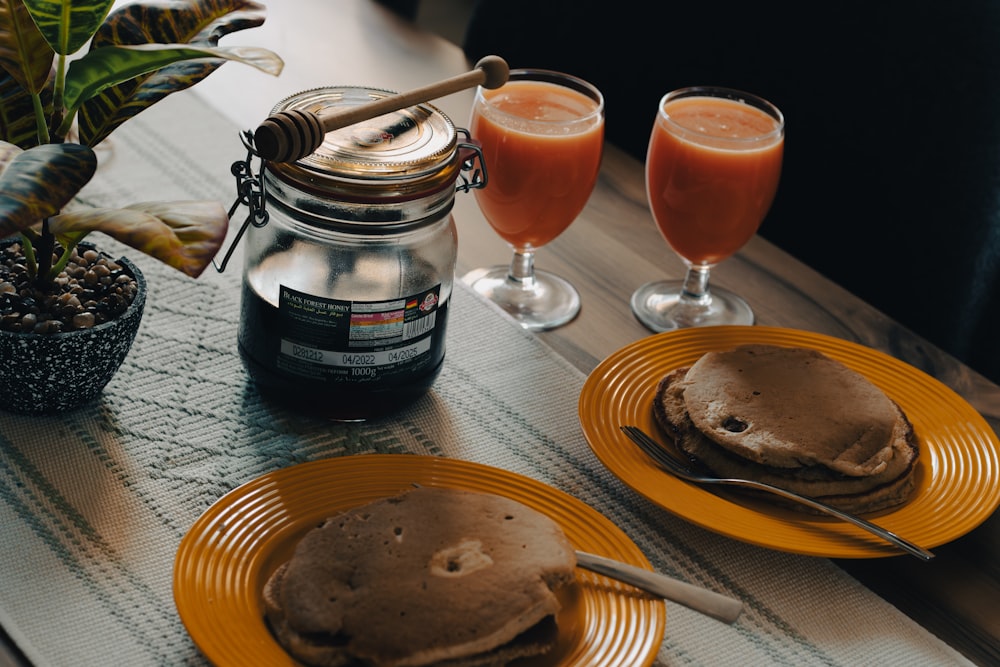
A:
466 69 605 331
631 86 784 331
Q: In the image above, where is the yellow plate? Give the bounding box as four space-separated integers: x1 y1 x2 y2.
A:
174 454 666 666
579 326 1000 558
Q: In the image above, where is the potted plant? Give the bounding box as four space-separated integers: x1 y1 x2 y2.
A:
0 0 283 413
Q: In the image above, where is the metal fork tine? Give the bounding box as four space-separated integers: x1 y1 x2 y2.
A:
621 425 692 476
618 424 935 561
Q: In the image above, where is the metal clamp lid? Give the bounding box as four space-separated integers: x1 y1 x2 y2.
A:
263 87 462 202
212 132 269 273
214 121 488 273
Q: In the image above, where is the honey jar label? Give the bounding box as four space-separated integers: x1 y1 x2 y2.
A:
270 284 444 383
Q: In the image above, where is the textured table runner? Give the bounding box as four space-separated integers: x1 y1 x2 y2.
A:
0 92 973 666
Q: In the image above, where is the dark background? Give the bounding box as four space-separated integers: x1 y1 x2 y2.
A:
459 1 1000 384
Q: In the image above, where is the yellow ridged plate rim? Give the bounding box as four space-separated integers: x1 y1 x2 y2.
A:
174 455 666 666
578 326 1000 558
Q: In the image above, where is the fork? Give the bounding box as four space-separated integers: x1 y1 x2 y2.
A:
620 425 934 561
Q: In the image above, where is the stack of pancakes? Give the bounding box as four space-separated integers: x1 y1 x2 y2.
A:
652 344 919 514
263 486 577 667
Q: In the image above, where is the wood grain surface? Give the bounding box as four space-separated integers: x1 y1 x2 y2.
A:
1 2 985 665
174 2 1000 665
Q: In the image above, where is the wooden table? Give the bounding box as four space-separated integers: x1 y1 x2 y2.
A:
158 2 1000 665
4 1 995 664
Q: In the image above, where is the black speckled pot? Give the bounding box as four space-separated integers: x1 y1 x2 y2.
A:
0 251 146 414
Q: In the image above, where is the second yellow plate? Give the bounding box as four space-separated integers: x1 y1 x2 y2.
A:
579 326 1000 558
174 454 666 666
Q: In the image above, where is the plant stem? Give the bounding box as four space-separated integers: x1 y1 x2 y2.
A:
51 53 68 140
31 93 50 145
53 53 66 115
19 233 37 277
34 224 54 287
48 239 76 277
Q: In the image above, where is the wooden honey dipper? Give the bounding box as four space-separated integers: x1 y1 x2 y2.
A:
253 55 509 163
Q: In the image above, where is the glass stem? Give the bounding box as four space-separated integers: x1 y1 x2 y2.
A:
507 250 537 288
679 265 712 305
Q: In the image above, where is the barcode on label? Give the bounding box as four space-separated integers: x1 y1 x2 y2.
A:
403 311 436 339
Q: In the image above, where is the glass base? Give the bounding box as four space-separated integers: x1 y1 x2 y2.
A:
630 279 754 332
464 266 580 331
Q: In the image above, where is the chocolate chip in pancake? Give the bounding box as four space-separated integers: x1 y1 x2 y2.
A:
681 344 899 476
262 487 577 667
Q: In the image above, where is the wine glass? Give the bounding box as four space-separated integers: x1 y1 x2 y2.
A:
631 86 784 331
465 69 605 330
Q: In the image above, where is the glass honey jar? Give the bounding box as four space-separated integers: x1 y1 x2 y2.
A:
227 86 485 421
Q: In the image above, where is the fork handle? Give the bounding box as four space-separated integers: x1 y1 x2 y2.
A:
717 477 934 560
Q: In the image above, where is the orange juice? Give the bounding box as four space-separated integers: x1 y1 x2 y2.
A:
471 80 604 249
646 95 783 265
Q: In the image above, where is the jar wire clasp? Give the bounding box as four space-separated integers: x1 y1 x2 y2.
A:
455 128 488 193
213 130 271 273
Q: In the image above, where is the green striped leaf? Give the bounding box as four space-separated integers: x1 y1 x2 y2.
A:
0 69 51 146
64 42 279 113
0 140 96 237
0 0 53 94
94 0 267 46
22 0 114 55
76 0 281 146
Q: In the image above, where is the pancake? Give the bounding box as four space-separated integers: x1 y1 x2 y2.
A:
681 344 901 476
654 366 919 514
262 487 577 667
